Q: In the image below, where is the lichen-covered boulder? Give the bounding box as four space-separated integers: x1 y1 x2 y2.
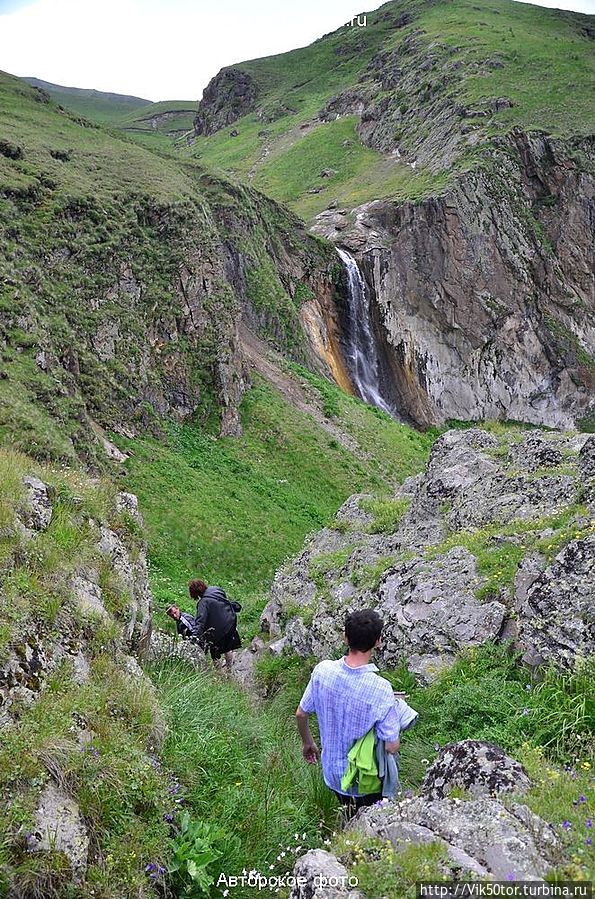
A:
27 782 89 881
290 850 363 899
515 535 595 669
355 795 559 880
421 740 531 799
375 548 507 681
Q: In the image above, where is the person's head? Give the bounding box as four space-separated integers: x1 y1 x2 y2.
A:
344 609 383 653
189 579 208 600
166 605 181 621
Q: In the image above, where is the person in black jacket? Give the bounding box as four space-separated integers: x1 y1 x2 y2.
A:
167 578 241 671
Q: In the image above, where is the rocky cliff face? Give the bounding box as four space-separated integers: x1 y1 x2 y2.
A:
261 426 595 681
194 68 258 136
313 131 595 429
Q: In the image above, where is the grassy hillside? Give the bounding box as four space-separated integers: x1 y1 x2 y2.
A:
0 70 341 466
190 0 595 219
119 373 435 635
23 77 151 123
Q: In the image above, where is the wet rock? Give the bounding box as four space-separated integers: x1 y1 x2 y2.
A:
27 782 89 880
422 740 531 799
516 535 595 669
290 850 363 899
20 476 53 531
355 795 559 880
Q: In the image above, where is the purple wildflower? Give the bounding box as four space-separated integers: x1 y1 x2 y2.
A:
562 821 572 829
522 708 529 716
145 863 156 873
163 813 174 823
586 838 592 847
579 795 587 803
586 819 593 828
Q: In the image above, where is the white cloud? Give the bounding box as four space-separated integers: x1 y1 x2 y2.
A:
0 0 593 101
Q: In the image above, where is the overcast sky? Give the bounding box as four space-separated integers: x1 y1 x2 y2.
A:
0 0 593 101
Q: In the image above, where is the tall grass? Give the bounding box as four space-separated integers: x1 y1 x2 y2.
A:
148 659 340 897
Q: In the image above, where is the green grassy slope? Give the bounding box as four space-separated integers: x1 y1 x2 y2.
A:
22 77 151 123
119 374 435 635
0 71 340 465
190 0 595 218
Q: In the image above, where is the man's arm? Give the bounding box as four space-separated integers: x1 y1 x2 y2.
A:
376 685 401 754
296 706 320 764
191 598 211 640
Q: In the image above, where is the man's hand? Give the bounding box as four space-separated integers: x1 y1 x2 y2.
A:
302 741 320 764
385 739 400 754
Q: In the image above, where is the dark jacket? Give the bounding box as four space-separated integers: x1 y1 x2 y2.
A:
176 612 201 641
192 586 236 645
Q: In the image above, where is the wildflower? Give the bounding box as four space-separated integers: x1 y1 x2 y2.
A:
586 819 593 828
526 684 531 691
223 891 229 897
562 821 572 829
163 813 174 823
586 838 593 847
522 708 529 716
145 863 156 873
158 866 166 874
579 795 587 803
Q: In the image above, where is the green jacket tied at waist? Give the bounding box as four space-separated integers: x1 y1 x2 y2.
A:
340 727 381 795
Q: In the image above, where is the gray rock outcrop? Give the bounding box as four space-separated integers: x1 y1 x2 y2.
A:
20 476 53 531
194 68 258 136
421 740 531 799
354 795 560 880
290 850 363 899
1 479 154 724
515 535 595 669
264 427 594 679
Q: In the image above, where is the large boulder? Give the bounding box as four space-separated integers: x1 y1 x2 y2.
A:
290 850 363 899
375 548 507 681
355 795 559 880
515 535 595 669
421 740 531 799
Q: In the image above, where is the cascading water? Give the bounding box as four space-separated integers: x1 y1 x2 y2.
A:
336 247 395 417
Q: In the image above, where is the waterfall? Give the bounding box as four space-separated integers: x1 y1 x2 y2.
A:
336 248 395 417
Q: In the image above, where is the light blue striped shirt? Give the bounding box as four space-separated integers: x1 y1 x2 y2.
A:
299 658 400 796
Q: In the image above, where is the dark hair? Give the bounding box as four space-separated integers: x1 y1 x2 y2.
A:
189 579 208 599
345 609 383 652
